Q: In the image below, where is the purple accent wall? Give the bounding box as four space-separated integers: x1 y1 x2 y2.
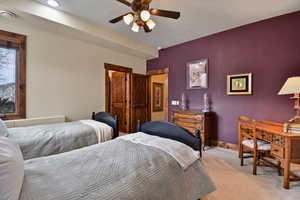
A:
147 11 300 144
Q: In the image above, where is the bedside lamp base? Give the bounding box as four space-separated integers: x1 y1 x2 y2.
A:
289 93 300 123
288 116 300 123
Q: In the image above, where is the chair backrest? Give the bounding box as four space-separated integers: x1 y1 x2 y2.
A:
238 116 256 140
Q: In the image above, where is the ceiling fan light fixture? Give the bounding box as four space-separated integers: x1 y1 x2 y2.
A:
123 13 134 25
131 22 140 32
146 19 156 30
140 10 151 22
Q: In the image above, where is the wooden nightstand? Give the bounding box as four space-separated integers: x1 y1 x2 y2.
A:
172 110 214 148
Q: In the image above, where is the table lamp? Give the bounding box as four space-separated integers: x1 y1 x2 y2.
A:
278 76 300 123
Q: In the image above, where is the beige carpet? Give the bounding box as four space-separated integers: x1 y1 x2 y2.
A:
202 148 300 200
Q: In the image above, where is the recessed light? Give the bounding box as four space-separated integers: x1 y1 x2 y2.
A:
47 0 60 7
0 10 17 18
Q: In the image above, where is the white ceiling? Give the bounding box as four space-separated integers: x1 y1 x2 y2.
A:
37 0 300 48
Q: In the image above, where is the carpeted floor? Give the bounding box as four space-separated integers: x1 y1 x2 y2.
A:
202 148 300 200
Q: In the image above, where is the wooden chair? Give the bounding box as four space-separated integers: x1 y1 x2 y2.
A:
259 120 283 174
238 116 272 175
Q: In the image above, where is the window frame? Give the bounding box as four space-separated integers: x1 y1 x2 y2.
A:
0 30 26 120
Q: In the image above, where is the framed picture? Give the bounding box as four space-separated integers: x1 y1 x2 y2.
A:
227 73 252 95
186 59 208 89
152 82 164 112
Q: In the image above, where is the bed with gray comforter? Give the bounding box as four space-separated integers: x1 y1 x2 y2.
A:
19 138 215 200
8 121 109 160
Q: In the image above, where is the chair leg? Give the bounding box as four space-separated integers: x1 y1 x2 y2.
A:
252 150 258 175
240 145 244 166
239 143 242 158
277 161 282 176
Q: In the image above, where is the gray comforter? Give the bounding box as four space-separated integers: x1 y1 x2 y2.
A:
19 139 215 200
8 121 98 160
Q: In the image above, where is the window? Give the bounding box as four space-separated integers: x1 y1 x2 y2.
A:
0 30 26 120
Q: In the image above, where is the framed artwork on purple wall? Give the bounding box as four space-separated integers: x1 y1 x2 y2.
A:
152 82 164 112
186 59 208 89
227 73 252 95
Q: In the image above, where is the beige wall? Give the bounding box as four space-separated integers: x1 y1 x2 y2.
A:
151 74 168 121
0 19 146 121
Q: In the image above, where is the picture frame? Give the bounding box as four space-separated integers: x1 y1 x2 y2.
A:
186 59 208 89
227 73 252 95
152 82 164 112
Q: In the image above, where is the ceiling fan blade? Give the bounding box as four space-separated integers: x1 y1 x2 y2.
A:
143 23 152 33
116 0 132 7
141 0 152 4
109 12 132 23
150 9 180 19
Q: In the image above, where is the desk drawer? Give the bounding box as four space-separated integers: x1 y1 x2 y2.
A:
272 135 285 147
271 144 284 159
257 131 272 142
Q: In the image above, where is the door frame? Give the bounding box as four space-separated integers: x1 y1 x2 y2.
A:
105 63 133 132
147 67 169 121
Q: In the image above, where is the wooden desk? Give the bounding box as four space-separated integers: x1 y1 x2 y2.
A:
239 121 300 189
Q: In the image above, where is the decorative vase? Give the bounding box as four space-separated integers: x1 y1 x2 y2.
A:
181 92 187 110
202 93 210 112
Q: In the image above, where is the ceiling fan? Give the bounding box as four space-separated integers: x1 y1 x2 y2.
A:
109 0 180 33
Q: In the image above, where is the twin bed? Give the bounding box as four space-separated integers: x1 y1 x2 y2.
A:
7 112 118 160
0 113 215 200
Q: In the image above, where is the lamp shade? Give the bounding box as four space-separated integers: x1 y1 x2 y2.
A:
123 13 134 25
131 22 139 32
278 76 300 95
146 19 156 30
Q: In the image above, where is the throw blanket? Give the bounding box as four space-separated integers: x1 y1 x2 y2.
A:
120 132 200 170
7 120 112 160
19 139 216 200
80 120 113 143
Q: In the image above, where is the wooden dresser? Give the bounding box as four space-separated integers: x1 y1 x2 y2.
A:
172 110 214 148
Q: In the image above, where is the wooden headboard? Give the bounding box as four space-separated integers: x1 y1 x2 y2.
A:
137 120 202 156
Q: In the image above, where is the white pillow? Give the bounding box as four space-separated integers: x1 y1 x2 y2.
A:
0 137 24 200
0 119 9 137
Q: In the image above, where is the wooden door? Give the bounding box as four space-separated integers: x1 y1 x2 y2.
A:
111 71 128 132
131 73 149 132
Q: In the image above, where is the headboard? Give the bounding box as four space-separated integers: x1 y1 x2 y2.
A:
137 120 202 156
92 112 119 139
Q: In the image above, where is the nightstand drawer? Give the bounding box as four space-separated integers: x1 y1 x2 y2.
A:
174 120 203 130
173 113 204 121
